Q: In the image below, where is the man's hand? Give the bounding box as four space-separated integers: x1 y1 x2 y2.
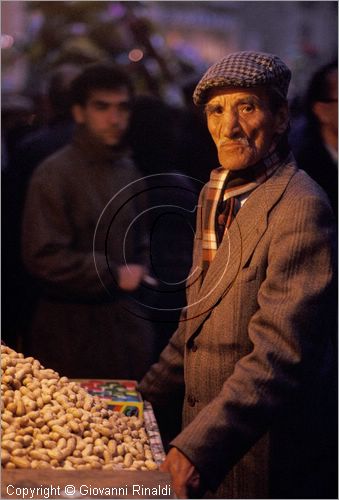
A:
117 264 146 291
160 447 200 499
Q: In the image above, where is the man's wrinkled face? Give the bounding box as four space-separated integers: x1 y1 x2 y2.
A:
205 87 288 170
72 88 131 146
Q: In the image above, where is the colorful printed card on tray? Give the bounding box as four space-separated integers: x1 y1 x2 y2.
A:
76 379 143 418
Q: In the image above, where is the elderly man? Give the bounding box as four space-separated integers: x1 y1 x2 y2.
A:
139 52 337 499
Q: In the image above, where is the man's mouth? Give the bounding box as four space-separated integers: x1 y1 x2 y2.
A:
219 139 250 149
106 130 121 136
104 131 123 141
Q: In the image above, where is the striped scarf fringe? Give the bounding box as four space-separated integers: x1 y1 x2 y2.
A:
201 148 291 277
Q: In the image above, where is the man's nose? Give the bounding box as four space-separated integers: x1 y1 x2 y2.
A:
108 109 121 125
221 110 241 138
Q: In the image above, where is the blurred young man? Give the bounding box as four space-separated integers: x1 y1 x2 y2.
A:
22 64 155 379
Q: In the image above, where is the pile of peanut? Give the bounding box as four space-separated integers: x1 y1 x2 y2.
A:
1 345 158 471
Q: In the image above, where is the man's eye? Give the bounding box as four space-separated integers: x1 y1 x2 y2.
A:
94 103 107 111
241 104 255 113
119 103 131 112
206 105 223 116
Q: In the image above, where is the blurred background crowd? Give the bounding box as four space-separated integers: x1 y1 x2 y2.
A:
1 1 338 377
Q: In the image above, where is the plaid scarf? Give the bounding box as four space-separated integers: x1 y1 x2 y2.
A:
201 145 290 278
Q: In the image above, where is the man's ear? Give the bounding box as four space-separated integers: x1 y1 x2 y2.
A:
72 104 85 124
274 104 289 134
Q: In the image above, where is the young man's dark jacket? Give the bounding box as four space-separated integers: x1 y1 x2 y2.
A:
22 126 154 380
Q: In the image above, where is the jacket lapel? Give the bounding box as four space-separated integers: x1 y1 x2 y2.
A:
185 162 297 342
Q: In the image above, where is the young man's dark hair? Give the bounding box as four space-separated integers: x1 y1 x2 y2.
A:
48 63 82 119
70 63 134 106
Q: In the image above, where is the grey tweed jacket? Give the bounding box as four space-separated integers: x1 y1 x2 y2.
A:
139 158 337 499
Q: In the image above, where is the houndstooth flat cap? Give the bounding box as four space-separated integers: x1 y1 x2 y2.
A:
193 51 291 105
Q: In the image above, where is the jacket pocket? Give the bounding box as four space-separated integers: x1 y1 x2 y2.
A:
232 266 260 350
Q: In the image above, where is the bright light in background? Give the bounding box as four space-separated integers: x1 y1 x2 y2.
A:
128 48 144 62
1 34 14 49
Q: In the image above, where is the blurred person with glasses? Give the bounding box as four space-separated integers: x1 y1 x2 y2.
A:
292 61 338 216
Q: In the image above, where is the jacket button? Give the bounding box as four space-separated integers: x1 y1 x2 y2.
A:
191 343 198 352
187 395 196 407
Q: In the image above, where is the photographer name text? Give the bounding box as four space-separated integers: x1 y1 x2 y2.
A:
6 483 172 498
